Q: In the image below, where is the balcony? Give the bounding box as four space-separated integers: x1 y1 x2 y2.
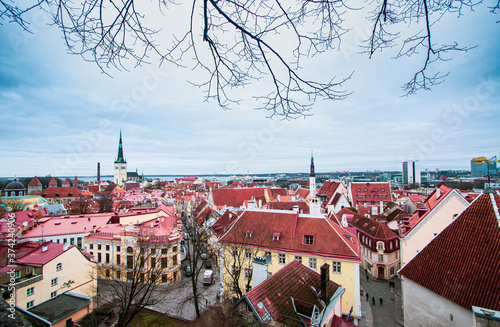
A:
13 274 43 289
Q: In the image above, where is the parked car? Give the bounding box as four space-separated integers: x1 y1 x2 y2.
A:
205 260 212 269
203 270 214 286
185 265 192 277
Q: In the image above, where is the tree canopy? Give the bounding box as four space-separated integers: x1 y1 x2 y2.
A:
1 0 497 118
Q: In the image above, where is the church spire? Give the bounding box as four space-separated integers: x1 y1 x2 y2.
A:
115 130 126 164
310 150 315 177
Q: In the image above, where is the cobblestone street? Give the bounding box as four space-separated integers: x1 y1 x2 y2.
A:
358 268 404 327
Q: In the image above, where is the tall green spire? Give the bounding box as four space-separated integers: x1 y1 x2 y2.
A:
115 130 126 164
310 150 315 177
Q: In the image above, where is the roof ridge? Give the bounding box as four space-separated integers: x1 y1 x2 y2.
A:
489 192 500 230
324 217 358 257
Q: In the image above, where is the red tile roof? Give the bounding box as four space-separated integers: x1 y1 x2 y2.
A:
267 201 310 214
219 210 360 260
401 182 461 235
399 192 500 311
20 215 113 238
15 242 77 267
245 260 341 325
349 215 398 240
210 209 241 238
39 186 83 198
268 187 288 200
62 179 71 185
350 182 392 206
211 188 267 208
295 188 311 199
28 176 42 187
48 177 58 186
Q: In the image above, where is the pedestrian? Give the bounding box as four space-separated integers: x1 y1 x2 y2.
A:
366 274 369 282
366 292 369 301
372 296 375 305
380 297 383 305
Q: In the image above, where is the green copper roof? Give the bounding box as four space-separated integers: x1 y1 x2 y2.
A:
115 131 126 163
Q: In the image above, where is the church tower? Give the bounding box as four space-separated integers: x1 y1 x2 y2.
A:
308 151 321 215
114 131 127 187
309 151 316 198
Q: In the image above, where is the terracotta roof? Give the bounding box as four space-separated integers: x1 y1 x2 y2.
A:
295 188 310 199
399 192 500 311
62 179 71 185
268 187 288 200
28 176 42 187
211 188 267 208
219 210 360 260
39 186 83 198
350 182 392 206
210 209 241 238
349 216 398 240
267 201 310 214
73 176 79 185
20 215 113 238
401 182 461 234
48 177 58 186
245 260 341 325
15 242 76 267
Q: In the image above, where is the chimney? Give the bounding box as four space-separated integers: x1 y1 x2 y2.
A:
97 162 101 182
320 263 330 305
436 188 441 199
293 205 300 212
42 245 48 252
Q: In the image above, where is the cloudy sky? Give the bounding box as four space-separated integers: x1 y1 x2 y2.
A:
1 2 499 178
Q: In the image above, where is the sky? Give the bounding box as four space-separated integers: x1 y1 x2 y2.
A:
1 2 499 178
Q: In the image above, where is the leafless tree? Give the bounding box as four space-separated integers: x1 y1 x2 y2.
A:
97 194 114 213
1 1 497 118
93 225 180 327
221 222 271 298
66 196 95 214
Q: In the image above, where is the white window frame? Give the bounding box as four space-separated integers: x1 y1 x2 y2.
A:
332 261 341 274
51 291 57 298
278 253 286 265
245 249 252 259
27 287 34 296
51 277 58 286
309 258 317 270
294 256 302 263
26 300 34 309
56 263 62 271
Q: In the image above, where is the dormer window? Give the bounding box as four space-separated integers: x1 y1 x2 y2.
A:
303 235 314 245
273 232 281 241
245 230 253 238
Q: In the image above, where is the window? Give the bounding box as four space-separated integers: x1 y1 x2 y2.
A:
26 300 34 309
278 254 286 265
245 230 253 238
161 248 168 255
304 235 314 245
106 244 110 251
77 237 82 248
273 232 281 241
332 261 341 274
50 291 57 298
377 242 384 251
89 244 93 250
161 257 168 268
70 238 74 245
140 273 145 283
172 254 178 266
309 258 317 270
162 274 168 283
116 254 121 265
90 251 93 257
232 282 239 292
378 254 384 262
232 248 238 256
27 287 34 296
56 263 63 271
116 271 121 279
97 244 101 250
245 249 252 259
63 238 67 244
244 268 251 280
232 266 240 275
117 246 121 252
151 248 156 255
106 269 110 278
106 253 110 264
97 253 102 263
395 251 399 259
151 257 156 268
26 266 32 275
245 285 252 292
295 256 302 263
390 267 395 276
127 255 133 269
389 242 393 250
51 277 58 286
172 246 177 253
127 272 133 281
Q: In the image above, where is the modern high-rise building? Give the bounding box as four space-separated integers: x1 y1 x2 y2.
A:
471 156 497 178
402 160 421 186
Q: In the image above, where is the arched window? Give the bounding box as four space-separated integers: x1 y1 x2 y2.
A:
127 246 133 253
56 263 62 271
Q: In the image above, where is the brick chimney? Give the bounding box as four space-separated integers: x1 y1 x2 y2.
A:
320 263 330 305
